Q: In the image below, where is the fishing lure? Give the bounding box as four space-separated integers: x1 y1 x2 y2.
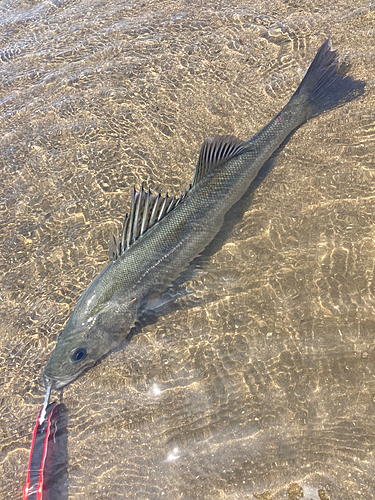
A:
23 388 60 500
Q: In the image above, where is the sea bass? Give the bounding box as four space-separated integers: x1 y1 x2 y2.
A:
43 39 364 389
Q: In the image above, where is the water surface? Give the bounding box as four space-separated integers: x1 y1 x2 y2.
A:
0 1 374 499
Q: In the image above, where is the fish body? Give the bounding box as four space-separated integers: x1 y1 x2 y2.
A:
43 39 364 389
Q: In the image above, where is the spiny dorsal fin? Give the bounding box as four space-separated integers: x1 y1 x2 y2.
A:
109 183 189 260
192 135 253 186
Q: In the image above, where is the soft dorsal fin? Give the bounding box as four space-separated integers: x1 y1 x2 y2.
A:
109 183 189 261
192 135 253 186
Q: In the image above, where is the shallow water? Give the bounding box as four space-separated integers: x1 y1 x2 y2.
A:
0 1 374 499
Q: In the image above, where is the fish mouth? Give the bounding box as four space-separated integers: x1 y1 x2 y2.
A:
43 360 96 389
54 377 75 390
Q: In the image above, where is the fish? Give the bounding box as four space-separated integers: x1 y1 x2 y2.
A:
43 38 365 390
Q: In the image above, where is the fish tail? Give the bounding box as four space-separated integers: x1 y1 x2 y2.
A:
291 38 365 120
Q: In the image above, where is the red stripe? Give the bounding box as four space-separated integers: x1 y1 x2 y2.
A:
23 408 43 500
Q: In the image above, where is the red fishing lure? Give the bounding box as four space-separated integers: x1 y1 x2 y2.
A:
23 402 60 500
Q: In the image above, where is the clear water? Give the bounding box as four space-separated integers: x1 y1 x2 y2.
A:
0 1 374 499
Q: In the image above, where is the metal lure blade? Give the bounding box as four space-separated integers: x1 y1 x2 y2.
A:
38 385 51 426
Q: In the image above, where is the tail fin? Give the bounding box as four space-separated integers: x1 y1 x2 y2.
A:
293 38 365 119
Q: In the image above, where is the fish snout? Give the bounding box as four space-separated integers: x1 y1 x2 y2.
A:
42 370 68 390
42 371 54 390
43 356 96 389
42 367 70 390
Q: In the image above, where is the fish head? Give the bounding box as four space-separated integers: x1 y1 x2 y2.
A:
43 301 137 389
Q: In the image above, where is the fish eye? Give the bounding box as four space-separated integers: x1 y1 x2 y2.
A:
70 348 88 363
